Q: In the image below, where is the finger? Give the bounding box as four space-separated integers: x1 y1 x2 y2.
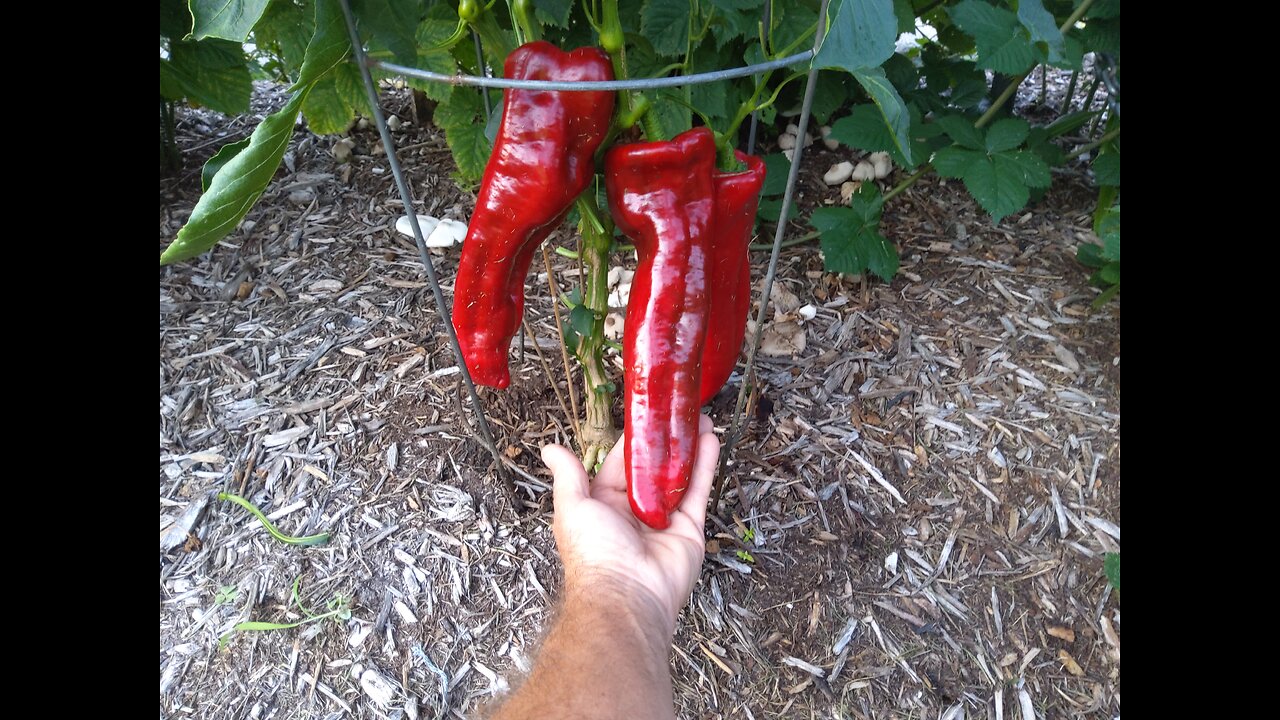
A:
698 413 713 435
592 435 627 494
675 428 721 530
543 444 589 511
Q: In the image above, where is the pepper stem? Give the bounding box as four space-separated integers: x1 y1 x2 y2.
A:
574 194 620 469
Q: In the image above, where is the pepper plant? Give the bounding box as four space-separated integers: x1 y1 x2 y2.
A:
161 0 1121 473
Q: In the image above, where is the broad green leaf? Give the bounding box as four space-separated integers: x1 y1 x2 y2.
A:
485 97 503 145
709 3 754 48
445 122 492 183
569 304 594 338
1076 242 1104 268
434 84 484 128
811 186 898 281
160 0 193 38
303 72 355 134
410 19 461 100
1024 127 1065 167
161 90 306 264
892 0 916 35
691 43 732 124
352 0 419 64
625 34 664 79
646 90 693 138
254 0 314 77
1093 150 1120 186
761 153 790 196
772 1 817 53
931 145 980 179
163 39 253 115
1005 150 1051 188
202 137 252 192
708 0 755 9
533 0 573 27
1098 262 1119 285
1078 17 1120 56
296 0 352 89
985 117 1028 153
828 104 892 152
756 196 795 224
949 0 1037 75
1016 0 1064 64
809 72 850 125
882 54 918 94
962 154 1031 223
1104 552 1120 594
935 114 984 150
641 0 690 57
191 0 271 42
814 0 897 72
853 66 913 166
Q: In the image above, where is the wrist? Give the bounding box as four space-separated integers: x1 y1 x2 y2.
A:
563 569 677 643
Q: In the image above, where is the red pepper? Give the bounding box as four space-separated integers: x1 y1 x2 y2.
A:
699 151 766 406
605 127 717 530
452 41 614 388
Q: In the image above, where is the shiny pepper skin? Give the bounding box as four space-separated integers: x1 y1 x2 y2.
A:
452 41 614 388
605 127 718 530
699 151 766 406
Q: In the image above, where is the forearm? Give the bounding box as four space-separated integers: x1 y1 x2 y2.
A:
489 573 676 720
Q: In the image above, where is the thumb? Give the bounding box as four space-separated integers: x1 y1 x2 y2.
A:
542 444 589 511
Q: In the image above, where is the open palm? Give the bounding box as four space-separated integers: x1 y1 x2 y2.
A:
543 414 721 628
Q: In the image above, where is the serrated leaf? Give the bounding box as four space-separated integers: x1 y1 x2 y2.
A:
352 0 419 64
303 72 355 134
162 90 306 264
641 0 690 57
932 145 980 179
192 0 271 42
533 0 573 27
814 0 897 72
1024 127 1065 167
811 186 898 281
1016 0 1064 63
163 39 253 115
334 61 373 118
772 2 816 53
710 4 754 48
409 19 460 100
882 54 918 94
435 85 483 128
892 0 916 34
935 115 984 150
1104 553 1120 594
646 91 692 138
1076 242 1103 268
985 117 1028 153
809 72 850 125
1005 150 1051 188
1093 151 1120 186
761 153 790 196
202 137 252 192
853 66 913 166
296 0 351 89
949 0 1037 75
962 154 1028 223
445 122 492 183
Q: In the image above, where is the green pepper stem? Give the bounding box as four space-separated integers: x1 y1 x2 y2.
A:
574 194 620 467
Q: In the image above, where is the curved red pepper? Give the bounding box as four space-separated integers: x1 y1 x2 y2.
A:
699 151 766 406
452 41 614 388
605 127 717 530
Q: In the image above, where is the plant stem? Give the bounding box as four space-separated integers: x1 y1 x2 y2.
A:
1066 127 1120 161
574 195 620 468
749 230 817 251
1060 70 1079 114
542 246 582 440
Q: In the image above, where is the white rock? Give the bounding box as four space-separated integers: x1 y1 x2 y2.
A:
604 312 624 341
310 279 343 293
395 214 441 240
851 161 877 181
820 125 839 151
798 304 818 321
885 551 899 574
386 115 403 131
357 666 398 708
824 161 854 185
426 219 468 248
777 133 797 150
869 151 893 179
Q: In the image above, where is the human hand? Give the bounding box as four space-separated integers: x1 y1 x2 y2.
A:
542 414 721 633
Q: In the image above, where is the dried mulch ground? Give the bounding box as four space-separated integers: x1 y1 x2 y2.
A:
161 74 1119 720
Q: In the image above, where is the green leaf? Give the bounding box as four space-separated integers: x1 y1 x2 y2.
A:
853 66 913 166
1098 262 1119 285
1076 242 1104 268
949 0 1037 75
163 39 253 115
1044 109 1095 138
253 0 314 77
191 0 271 42
761 153 790 196
809 72 850 125
931 145 980 178
352 0 419 64
756 196 795 224
772 1 817 53
892 0 916 35
202 138 252 192
162 91 305 264
1104 552 1120 594
410 19 461 100
445 122 492 183
160 0 193 38
334 61 373 117
811 186 898 281
1097 205 1120 261
814 0 897 72
1016 0 1065 64
533 0 574 27
569 304 594 338
641 0 690 57
1093 150 1120 186
303 72 355 134
882 53 918 94
709 3 754 48
985 118 1029 153
1078 17 1120 56
935 114 984 150
296 0 352 89
646 91 693 138
961 151 1048 223
1024 127 1065 167
1006 150 1051 188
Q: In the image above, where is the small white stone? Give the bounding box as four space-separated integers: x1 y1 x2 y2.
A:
798 304 818 321
426 219 467 248
357 666 397 708
395 214 441 240
851 161 877 181
386 115 403 131
885 551 899 574
778 133 797 150
823 161 854 185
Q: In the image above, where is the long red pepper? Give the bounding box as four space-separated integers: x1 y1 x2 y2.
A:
605 127 717 530
452 41 614 388
699 151 766 406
